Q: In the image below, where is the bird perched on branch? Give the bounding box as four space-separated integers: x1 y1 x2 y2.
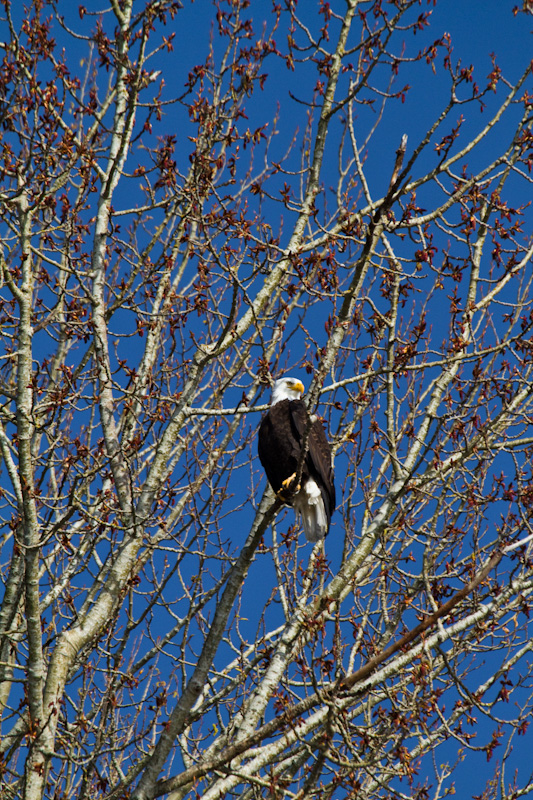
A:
258 376 335 542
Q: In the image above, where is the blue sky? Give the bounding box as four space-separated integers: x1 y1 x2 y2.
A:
1 1 533 797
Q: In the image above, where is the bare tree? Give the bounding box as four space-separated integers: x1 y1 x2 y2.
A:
0 1 533 799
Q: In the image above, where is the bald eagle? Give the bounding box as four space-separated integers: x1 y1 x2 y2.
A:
258 377 335 542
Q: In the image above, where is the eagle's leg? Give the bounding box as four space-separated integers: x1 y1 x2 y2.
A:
277 472 301 501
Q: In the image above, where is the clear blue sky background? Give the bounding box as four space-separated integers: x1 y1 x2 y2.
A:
2 1 532 795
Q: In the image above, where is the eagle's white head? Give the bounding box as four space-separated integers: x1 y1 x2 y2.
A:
271 376 305 404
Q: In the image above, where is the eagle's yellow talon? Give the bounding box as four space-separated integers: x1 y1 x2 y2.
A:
280 472 300 496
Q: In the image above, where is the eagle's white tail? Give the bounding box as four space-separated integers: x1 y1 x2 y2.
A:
293 479 328 542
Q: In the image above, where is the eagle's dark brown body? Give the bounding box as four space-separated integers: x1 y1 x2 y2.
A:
258 398 335 540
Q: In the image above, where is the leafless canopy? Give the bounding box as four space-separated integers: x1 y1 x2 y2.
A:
1 2 533 799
